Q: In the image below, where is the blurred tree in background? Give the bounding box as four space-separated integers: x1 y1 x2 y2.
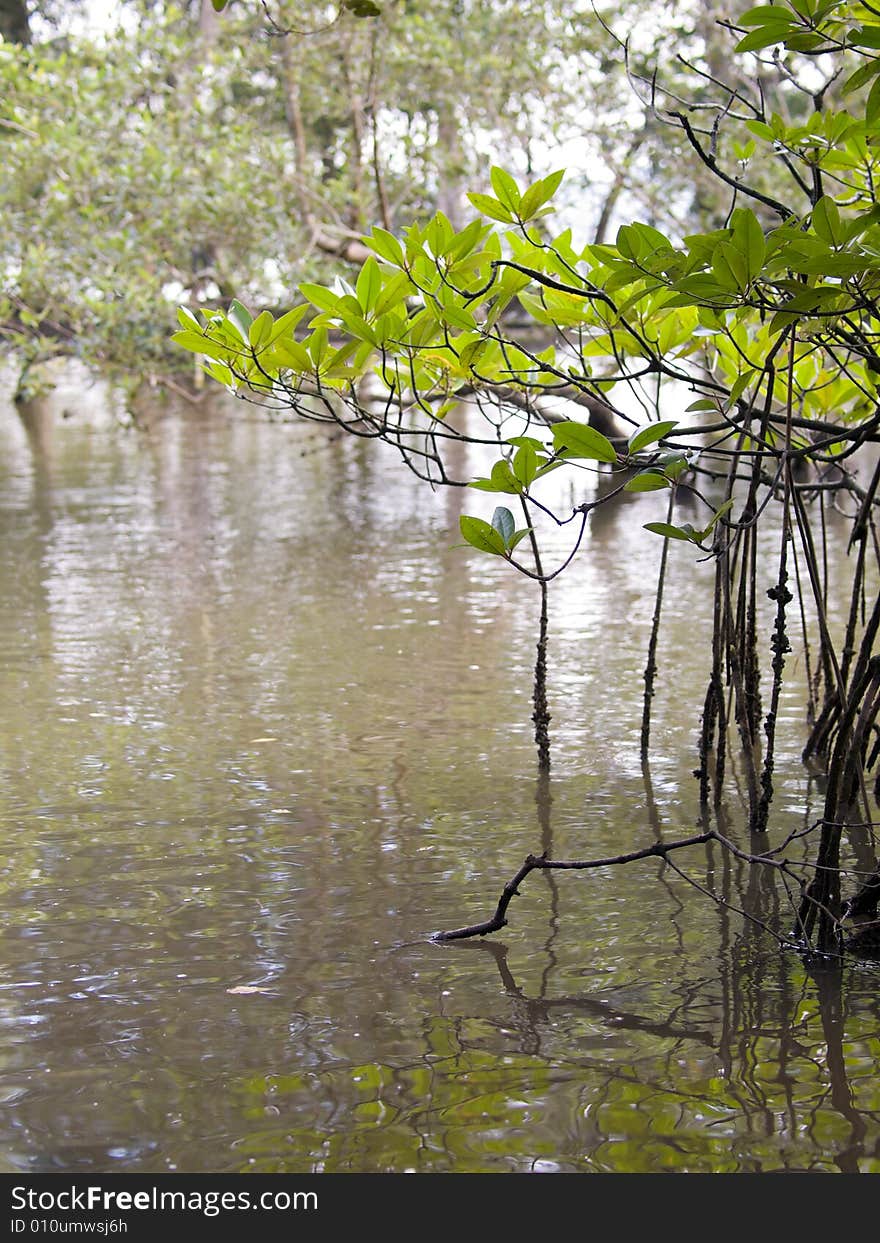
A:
0 0 771 391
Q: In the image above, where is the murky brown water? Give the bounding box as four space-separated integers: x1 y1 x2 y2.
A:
0 369 878 1173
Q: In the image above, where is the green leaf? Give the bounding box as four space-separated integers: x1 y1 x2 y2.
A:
374 270 414 317
467 192 514 224
342 0 381 15
507 528 533 553
367 227 405 267
171 330 232 362
468 458 520 493
177 306 202 331
248 309 274 350
227 299 253 344
712 241 748 292
266 339 313 373
551 420 618 463
738 6 795 25
812 195 843 246
426 213 454 258
518 170 565 221
446 217 487 262
842 59 880 95
299 283 341 313
867 75 880 126
628 420 679 454
735 22 796 53
745 120 775 142
307 326 329 366
459 515 507 556
204 362 234 388
730 208 766 282
504 527 531 551
356 256 382 312
458 339 490 371
512 443 540 488
492 459 522 493
492 459 521 493
625 472 672 492
266 305 309 345
507 435 547 451
491 506 516 546
785 31 824 51
490 167 521 213
728 371 757 405
644 522 692 541
850 24 880 48
438 300 476 332
703 498 735 534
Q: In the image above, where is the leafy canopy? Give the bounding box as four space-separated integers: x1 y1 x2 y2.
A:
175 0 880 555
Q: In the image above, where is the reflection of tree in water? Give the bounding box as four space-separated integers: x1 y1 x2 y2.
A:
431 939 879 1171
418 775 880 1172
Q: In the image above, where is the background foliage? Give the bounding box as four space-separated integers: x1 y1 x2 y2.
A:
0 0 778 387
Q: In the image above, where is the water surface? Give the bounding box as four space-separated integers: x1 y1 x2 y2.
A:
0 374 878 1173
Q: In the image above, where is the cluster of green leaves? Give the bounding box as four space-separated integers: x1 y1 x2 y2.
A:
645 499 735 548
171 0 880 572
6 0 665 383
0 14 316 378
210 0 382 15
732 2 880 175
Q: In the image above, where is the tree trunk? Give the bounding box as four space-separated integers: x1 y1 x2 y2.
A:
198 0 219 49
0 0 30 45
436 103 466 229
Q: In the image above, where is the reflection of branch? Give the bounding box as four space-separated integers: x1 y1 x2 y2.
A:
453 939 716 1048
